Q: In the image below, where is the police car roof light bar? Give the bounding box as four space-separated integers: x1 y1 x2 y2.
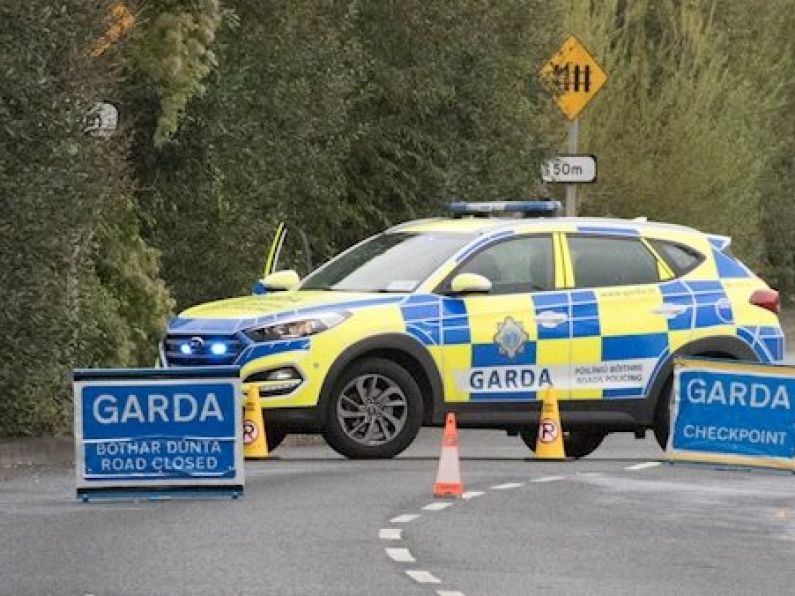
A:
449 201 562 219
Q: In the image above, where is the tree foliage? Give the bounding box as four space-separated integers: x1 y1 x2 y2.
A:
0 1 171 435
130 1 366 307
133 0 559 309
343 0 561 240
133 0 223 146
568 0 787 270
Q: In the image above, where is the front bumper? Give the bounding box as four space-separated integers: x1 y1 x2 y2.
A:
161 332 340 411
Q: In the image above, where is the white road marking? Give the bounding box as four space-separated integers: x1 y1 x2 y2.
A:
437 591 466 596
461 490 485 500
531 475 566 483
422 501 453 511
576 472 603 478
625 461 661 471
379 528 402 540
390 514 419 523
490 482 524 490
386 547 416 563
406 570 441 584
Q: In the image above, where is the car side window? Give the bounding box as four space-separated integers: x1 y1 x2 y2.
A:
568 235 659 288
649 239 704 276
456 235 554 294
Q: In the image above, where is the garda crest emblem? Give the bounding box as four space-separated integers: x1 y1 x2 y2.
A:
494 316 529 359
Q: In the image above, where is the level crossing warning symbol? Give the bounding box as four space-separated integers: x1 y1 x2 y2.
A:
540 35 607 120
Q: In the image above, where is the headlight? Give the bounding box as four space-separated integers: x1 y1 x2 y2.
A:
245 312 350 342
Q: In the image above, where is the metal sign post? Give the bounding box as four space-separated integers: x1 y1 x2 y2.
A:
540 36 607 216
565 118 579 217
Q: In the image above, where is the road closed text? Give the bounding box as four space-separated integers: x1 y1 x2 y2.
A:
91 438 225 473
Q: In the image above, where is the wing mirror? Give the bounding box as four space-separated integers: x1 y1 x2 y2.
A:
449 273 492 294
259 270 300 292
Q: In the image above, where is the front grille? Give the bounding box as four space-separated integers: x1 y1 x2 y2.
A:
163 335 244 366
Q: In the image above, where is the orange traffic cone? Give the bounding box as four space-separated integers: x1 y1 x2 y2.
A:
535 385 566 460
243 385 269 460
433 413 463 498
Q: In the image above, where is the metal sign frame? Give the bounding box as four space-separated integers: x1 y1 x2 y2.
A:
74 366 244 498
668 357 795 470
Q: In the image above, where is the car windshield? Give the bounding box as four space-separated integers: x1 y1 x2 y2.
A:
301 231 475 293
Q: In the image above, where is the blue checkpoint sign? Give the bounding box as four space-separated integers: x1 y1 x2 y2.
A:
74 366 244 498
668 357 795 470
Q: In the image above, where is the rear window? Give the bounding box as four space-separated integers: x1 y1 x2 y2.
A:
650 240 704 276
568 235 660 288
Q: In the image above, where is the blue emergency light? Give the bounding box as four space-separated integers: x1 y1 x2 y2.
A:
449 201 562 218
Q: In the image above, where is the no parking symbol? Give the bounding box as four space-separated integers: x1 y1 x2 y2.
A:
243 420 259 445
539 418 559 443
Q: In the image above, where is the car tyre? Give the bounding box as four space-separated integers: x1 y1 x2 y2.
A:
653 376 674 450
323 358 423 459
265 421 287 452
519 428 606 459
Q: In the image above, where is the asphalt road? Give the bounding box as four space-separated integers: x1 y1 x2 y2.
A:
2 429 795 596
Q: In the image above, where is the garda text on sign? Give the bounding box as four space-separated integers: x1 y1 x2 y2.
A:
74 366 243 497
668 358 795 470
541 155 597 183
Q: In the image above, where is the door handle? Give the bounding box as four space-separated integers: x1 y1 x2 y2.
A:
536 310 568 328
653 303 688 318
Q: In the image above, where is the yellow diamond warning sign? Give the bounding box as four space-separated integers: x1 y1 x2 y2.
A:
540 36 607 121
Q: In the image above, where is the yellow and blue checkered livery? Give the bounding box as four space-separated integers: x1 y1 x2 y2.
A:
160 206 784 458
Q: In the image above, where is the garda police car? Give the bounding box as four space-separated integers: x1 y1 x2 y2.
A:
159 202 785 458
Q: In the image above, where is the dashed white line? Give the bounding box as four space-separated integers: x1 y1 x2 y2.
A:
406 570 441 584
531 475 566 483
390 514 420 523
422 501 453 511
379 528 402 540
625 461 661 471
490 482 524 490
437 591 466 596
386 547 416 563
461 490 485 500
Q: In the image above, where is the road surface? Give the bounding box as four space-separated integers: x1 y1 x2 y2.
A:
2 429 795 595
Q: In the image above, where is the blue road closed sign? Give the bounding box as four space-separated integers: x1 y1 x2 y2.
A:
668 357 795 470
74 367 244 498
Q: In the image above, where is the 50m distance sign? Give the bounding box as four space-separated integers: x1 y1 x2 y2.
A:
541 155 597 183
